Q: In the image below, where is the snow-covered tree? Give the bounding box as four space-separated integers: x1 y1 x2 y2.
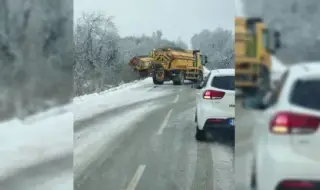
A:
191 28 234 69
0 0 72 120
74 12 188 96
74 13 120 95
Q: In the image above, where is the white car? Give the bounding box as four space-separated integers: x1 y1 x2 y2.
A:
243 62 320 190
195 69 235 141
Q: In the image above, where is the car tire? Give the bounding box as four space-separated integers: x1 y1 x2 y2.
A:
195 126 206 141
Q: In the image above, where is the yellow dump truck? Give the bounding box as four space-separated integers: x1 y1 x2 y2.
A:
149 47 207 85
128 55 153 77
235 17 281 94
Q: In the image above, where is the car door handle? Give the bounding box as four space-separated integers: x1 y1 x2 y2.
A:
229 104 235 107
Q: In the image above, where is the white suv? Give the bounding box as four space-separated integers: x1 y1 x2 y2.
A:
195 69 235 141
243 62 320 190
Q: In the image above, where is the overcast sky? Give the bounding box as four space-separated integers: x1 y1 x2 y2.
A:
74 0 234 47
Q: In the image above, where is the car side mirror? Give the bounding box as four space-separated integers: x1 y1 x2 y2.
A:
274 31 281 49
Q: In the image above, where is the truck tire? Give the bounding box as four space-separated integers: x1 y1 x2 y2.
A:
152 67 164 85
153 74 164 84
242 87 257 96
196 71 203 85
173 71 184 85
153 77 164 85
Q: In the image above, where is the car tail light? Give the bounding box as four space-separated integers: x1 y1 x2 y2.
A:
279 180 314 188
207 119 223 122
203 90 225 100
269 112 320 135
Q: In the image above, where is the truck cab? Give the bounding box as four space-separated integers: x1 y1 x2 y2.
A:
235 17 281 95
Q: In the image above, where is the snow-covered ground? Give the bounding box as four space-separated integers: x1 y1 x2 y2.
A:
270 56 287 84
203 66 210 76
0 77 171 189
73 77 171 121
73 77 173 176
0 106 73 189
30 171 73 190
74 102 161 177
0 109 73 180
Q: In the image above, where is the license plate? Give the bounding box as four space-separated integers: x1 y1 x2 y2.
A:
229 119 234 126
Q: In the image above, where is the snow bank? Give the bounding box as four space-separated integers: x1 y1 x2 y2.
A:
73 77 171 121
74 103 160 176
270 56 288 88
203 66 210 76
30 171 72 190
73 78 148 103
0 108 73 179
271 56 287 72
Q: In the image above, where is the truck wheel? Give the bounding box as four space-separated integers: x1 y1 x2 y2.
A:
153 76 164 85
180 71 185 85
174 71 184 85
243 87 257 96
152 72 164 85
196 72 203 85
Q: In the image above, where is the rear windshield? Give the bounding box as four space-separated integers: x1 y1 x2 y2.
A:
211 76 235 90
289 79 320 111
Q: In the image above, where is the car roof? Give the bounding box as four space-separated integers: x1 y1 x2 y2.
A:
210 69 235 75
288 62 320 79
278 62 320 114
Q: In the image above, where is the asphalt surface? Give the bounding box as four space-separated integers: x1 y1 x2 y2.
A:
74 82 234 190
235 95 264 190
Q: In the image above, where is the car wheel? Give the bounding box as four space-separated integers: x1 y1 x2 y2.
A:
195 126 206 141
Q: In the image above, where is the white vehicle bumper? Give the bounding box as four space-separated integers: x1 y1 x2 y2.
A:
197 103 234 130
257 144 320 190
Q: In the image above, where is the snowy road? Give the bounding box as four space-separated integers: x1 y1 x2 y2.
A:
74 80 234 190
235 96 264 190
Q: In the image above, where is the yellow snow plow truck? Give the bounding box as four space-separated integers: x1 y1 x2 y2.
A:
149 47 208 85
235 17 281 95
128 55 153 77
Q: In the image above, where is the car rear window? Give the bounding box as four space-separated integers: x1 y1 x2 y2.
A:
211 75 235 90
289 79 320 111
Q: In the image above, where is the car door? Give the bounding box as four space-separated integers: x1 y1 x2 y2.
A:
196 72 211 103
196 72 212 118
254 70 288 145
288 76 320 163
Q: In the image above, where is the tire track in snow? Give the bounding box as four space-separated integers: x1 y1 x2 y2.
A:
211 143 234 190
74 103 160 179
